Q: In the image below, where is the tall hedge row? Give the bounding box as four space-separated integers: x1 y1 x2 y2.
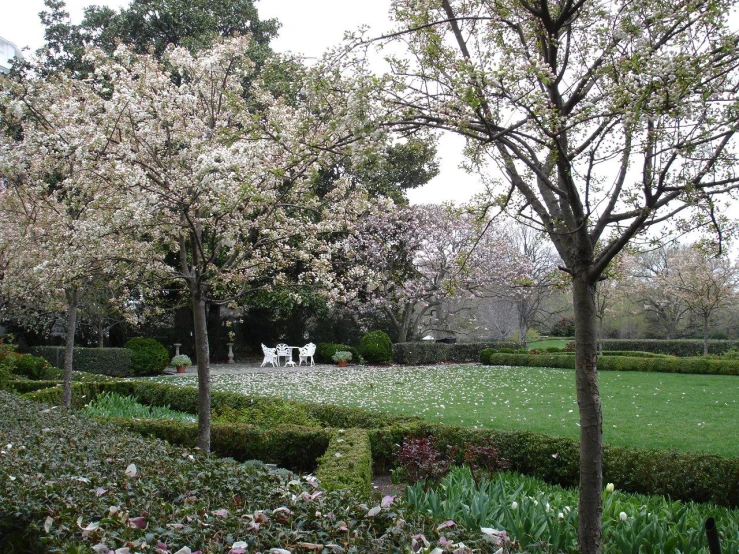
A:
482 352 739 375
31 346 132 376
393 341 519 365
601 339 739 356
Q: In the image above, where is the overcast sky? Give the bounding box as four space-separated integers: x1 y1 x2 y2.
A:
0 0 486 205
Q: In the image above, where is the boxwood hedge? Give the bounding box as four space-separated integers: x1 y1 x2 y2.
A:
482 352 739 375
394 341 519 365
20 377 739 507
31 345 132 376
601 339 739 356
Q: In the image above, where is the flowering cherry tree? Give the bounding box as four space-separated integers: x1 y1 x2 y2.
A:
2 36 377 450
340 203 525 341
357 0 739 549
0 75 149 407
655 247 737 353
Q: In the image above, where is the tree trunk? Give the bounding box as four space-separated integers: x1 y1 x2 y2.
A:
191 285 211 452
572 273 603 554
703 315 709 356
62 287 80 409
518 300 529 348
97 322 104 348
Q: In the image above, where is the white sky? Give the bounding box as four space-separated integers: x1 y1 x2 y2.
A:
0 0 486 205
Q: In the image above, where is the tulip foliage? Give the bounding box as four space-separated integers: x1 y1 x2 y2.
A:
0 36 379 449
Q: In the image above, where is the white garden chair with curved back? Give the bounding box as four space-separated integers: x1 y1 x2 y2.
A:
298 342 316 366
275 343 292 366
260 344 278 367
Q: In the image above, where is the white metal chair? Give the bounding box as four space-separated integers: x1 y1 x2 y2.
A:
275 343 291 366
298 342 316 366
260 344 278 367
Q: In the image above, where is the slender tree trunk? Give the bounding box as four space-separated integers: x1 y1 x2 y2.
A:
572 273 603 554
62 287 80 409
191 285 211 452
518 300 529 348
97 322 104 348
703 315 709 355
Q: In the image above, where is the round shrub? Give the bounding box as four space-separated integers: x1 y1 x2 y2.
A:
12 354 57 380
316 343 361 364
359 330 392 364
124 338 169 376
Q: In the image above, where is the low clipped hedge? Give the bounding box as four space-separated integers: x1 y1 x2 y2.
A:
20 377 739 507
482 353 739 375
602 339 739 357
31 346 132 376
393 341 519 365
368 421 739 507
315 342 361 364
315 428 373 498
113 418 330 472
24 380 421 428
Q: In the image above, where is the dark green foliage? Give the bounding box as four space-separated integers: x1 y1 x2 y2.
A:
20 378 739 506
213 403 319 428
602 350 673 358
396 341 519 365
602 339 739 356
124 338 169 376
114 418 329 472
316 429 373 498
482 352 739 375
368 422 739 507
11 354 57 380
315 342 361 364
359 330 393 364
479 346 527 364
31 345 132 376
4 391 486 553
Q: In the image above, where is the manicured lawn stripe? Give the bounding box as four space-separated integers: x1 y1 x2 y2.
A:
156 365 739 458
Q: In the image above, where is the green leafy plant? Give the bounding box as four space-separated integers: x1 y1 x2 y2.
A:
124 337 169 375
82 391 196 422
332 350 352 363
171 354 192 366
359 330 393 364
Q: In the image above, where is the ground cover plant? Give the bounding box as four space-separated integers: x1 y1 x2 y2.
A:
156 365 739 457
0 391 498 553
81 391 196 422
404 466 739 553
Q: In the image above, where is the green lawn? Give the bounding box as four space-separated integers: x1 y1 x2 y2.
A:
162 365 739 457
527 339 571 350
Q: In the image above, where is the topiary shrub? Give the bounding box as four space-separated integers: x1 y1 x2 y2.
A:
359 330 393 364
124 338 169 376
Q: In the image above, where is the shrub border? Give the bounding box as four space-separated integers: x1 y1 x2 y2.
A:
17 377 739 507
